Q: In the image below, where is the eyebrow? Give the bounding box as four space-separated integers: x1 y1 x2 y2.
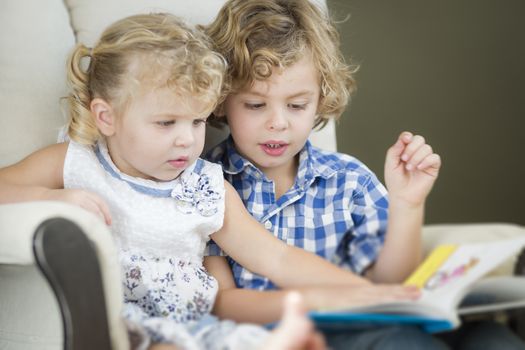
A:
241 90 316 99
151 113 179 118
151 113 208 120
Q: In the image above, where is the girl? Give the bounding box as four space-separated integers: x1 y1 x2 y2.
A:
0 12 419 350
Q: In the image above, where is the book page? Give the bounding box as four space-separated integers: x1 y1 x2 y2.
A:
459 276 525 315
407 238 525 316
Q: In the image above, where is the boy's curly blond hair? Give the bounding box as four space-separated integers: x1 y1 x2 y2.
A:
204 0 357 129
66 13 226 145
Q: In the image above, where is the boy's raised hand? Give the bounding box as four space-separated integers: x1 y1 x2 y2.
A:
384 131 441 206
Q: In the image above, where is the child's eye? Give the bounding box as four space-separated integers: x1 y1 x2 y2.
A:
244 102 265 110
193 119 207 126
156 120 175 127
288 103 307 110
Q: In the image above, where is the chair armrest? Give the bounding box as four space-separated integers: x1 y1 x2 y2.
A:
0 202 129 350
511 248 525 340
33 217 113 349
515 249 525 276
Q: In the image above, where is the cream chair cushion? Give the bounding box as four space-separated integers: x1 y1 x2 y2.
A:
0 0 74 168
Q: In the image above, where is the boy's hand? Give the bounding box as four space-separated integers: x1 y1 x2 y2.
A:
384 131 441 206
304 284 421 311
44 188 112 225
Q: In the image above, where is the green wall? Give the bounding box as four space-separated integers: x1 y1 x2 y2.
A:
327 0 525 225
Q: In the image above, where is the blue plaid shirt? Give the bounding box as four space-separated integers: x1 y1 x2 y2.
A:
205 136 388 290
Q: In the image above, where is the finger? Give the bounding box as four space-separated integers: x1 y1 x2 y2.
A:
405 144 433 171
385 132 412 169
306 332 327 350
378 285 420 301
401 135 425 162
282 292 308 324
395 285 421 300
416 153 442 175
394 131 413 153
386 139 405 160
88 193 112 225
265 292 313 350
400 131 413 144
79 200 107 223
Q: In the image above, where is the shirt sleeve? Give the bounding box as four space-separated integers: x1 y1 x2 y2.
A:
204 239 227 257
347 173 388 274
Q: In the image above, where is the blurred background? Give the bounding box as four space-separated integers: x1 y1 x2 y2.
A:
326 0 525 225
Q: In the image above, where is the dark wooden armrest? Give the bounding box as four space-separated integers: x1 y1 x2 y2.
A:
514 248 525 276
510 248 525 340
33 218 112 350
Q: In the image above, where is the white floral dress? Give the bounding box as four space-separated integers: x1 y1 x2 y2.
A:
63 140 269 350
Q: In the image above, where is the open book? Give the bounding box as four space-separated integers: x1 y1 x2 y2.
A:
311 237 525 333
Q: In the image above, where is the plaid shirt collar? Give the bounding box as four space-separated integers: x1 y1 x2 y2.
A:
218 135 341 188
206 136 389 282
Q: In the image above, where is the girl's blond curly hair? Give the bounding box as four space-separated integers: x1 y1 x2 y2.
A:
66 13 226 145
204 0 357 129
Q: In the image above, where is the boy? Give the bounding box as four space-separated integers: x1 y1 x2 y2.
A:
204 0 439 291
202 2 525 349
200 1 450 349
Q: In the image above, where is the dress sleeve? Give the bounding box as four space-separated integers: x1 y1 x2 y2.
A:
195 160 226 238
201 160 227 256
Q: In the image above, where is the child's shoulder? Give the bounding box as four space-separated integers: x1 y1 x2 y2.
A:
309 144 375 178
65 139 95 160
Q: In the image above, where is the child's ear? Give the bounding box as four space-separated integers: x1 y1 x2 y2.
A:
91 98 116 136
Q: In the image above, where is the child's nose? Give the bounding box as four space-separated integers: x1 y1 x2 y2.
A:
173 128 194 147
267 109 288 131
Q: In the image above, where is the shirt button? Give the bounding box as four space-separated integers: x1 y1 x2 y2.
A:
264 221 272 230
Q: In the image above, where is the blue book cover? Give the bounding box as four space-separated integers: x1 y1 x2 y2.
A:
310 311 453 333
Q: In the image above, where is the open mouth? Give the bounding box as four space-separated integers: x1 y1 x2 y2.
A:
260 142 288 156
265 143 284 149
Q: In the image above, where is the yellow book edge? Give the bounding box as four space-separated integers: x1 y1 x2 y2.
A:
404 244 458 288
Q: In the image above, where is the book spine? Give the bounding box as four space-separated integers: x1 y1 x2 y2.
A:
404 245 457 288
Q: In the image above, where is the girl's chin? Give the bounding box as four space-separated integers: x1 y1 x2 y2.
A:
151 170 184 182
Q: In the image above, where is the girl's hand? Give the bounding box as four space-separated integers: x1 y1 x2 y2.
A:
384 131 441 206
263 292 327 350
44 188 112 225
